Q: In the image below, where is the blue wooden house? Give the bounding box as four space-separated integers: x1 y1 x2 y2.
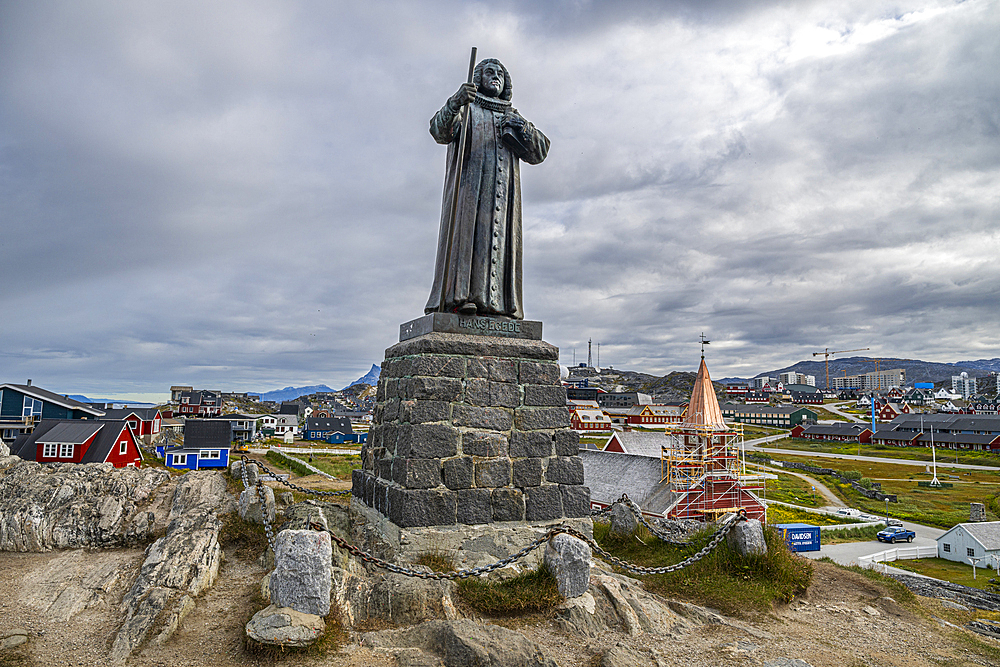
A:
303 416 353 441
326 432 367 445
156 419 231 470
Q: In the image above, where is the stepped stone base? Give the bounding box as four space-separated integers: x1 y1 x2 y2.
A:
352 328 592 564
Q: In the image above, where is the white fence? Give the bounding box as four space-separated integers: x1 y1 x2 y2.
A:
858 545 937 570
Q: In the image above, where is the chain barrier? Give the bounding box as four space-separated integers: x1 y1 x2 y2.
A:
244 454 353 498
236 455 747 580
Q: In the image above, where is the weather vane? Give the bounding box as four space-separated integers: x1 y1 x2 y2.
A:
699 332 710 359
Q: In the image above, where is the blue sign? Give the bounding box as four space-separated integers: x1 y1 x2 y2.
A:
915 382 934 389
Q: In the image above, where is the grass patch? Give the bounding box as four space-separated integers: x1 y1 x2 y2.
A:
765 472 824 507
766 505 861 526
821 525 882 544
265 450 312 477
415 550 456 573
218 511 270 562
456 565 563 615
888 557 1000 590
594 521 812 617
309 455 362 480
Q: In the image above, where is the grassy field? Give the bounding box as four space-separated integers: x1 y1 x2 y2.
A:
809 406 848 422
890 557 1000 590
766 505 860 526
758 437 1000 468
309 454 362 480
764 472 824 508
767 452 1000 528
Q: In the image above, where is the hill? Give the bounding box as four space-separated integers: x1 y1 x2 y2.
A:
345 364 380 390
754 357 990 387
253 385 336 402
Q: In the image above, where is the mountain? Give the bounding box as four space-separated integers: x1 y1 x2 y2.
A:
254 385 336 402
345 364 381 390
754 357 989 387
953 359 1000 373
67 395 155 407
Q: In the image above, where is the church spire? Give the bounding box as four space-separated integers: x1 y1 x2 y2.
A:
684 354 726 429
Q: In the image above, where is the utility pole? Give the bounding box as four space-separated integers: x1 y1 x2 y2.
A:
597 343 600 370
587 338 593 368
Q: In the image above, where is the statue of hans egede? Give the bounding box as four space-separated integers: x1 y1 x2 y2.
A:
424 56 549 320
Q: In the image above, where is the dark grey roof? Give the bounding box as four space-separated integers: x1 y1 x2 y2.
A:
183 420 232 448
723 404 812 415
35 421 104 444
305 417 353 433
13 419 139 464
581 449 677 515
99 408 160 421
800 423 869 436
0 384 105 416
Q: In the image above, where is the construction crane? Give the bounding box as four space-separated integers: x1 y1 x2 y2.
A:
813 347 871 390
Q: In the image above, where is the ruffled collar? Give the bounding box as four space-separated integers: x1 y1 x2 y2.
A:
473 93 512 112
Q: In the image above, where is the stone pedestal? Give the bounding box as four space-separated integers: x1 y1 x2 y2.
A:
352 327 592 566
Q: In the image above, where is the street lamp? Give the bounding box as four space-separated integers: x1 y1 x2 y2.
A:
885 497 890 526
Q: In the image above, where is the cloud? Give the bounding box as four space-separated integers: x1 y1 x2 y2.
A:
1 0 997 396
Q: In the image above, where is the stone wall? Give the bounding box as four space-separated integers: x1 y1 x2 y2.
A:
353 332 590 530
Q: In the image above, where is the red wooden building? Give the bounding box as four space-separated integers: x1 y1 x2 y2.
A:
11 419 143 468
100 408 162 443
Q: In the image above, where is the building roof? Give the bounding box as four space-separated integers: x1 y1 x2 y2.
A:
35 421 104 444
725 404 811 415
604 431 666 458
939 522 1000 551
305 417 353 433
683 358 725 428
99 407 160 421
800 423 870 437
581 449 677 514
0 384 105 416
183 420 232 448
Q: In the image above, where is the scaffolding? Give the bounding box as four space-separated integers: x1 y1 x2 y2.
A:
660 422 766 522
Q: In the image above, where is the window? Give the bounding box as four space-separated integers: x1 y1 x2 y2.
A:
43 443 57 458
171 454 187 465
968 547 976 557
200 450 220 460
22 396 42 419
59 443 73 458
943 544 951 552
120 440 128 455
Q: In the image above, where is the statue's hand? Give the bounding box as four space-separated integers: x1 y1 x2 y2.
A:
448 83 477 111
501 114 526 132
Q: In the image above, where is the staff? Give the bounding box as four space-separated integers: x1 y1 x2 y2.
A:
438 46 477 312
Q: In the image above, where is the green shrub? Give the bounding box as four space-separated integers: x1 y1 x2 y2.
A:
265 450 312 477
218 512 269 562
858 477 873 490
843 470 862 481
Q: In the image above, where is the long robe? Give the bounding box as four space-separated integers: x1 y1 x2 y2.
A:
424 96 549 319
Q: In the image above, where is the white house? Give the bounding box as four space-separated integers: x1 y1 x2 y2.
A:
935 388 963 401
937 522 1000 569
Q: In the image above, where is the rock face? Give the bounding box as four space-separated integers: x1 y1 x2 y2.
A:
362 619 558 667
246 605 326 647
0 459 170 551
727 518 767 557
270 529 332 616
0 441 9 457
544 533 591 598
110 471 235 664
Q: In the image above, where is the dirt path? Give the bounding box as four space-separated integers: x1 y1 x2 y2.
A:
765 465 846 507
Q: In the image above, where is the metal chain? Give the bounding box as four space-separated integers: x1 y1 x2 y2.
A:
237 456 748 580
592 494 700 547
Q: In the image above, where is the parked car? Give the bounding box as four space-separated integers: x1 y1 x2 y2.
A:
877 526 915 543
884 517 903 527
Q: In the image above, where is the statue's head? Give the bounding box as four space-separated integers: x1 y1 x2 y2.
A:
473 59 511 101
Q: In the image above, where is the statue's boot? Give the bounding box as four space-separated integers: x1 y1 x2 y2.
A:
458 302 477 315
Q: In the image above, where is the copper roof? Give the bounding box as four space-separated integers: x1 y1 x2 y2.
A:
682 358 727 429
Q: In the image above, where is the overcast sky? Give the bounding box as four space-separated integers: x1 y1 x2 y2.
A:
2 0 998 400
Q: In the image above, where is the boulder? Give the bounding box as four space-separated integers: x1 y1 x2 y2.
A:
601 644 654 667
269 529 332 616
544 533 590 599
246 604 325 647
0 441 9 457
333 568 457 628
726 518 767 557
609 503 637 538
239 485 276 525
280 491 295 506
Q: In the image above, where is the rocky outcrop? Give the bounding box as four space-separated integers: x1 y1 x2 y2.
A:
361 619 558 667
890 572 1000 611
110 471 235 664
544 533 590 598
0 459 170 551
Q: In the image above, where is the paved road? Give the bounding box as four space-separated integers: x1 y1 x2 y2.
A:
746 444 1000 472
800 517 944 567
822 401 866 423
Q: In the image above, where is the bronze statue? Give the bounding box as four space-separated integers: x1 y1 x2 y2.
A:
424 57 550 320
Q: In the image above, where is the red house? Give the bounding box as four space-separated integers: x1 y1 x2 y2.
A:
100 408 162 444
11 419 143 468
